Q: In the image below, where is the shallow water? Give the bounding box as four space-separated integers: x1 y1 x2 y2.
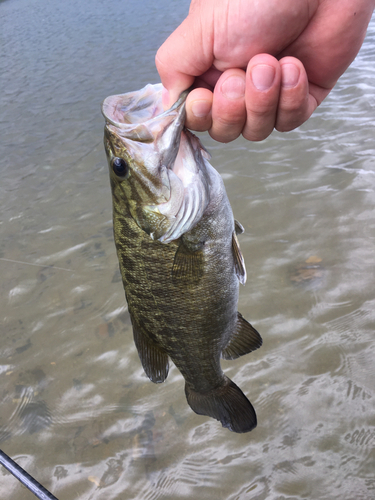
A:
1 1 375 499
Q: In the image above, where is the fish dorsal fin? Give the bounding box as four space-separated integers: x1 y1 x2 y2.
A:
232 230 247 285
132 322 169 383
172 239 204 285
222 312 262 360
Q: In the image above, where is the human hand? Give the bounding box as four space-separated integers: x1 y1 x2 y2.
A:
156 0 374 142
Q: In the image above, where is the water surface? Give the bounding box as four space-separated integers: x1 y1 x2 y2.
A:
1 1 374 499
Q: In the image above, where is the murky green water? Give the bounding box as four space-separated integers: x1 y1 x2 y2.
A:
1 1 375 499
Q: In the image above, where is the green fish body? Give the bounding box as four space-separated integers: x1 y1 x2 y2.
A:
102 84 262 433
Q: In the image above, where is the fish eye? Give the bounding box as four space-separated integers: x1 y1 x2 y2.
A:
112 157 129 178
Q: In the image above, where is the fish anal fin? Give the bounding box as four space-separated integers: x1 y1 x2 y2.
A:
232 230 247 285
222 312 262 360
172 240 204 285
185 376 257 433
133 323 169 383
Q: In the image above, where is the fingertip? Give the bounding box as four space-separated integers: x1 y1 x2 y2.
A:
219 73 246 100
280 63 300 89
247 53 280 91
191 100 211 118
250 64 276 92
208 69 247 142
185 88 213 131
243 54 281 141
276 57 311 132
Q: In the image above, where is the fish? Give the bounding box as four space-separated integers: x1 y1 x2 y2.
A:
102 83 262 433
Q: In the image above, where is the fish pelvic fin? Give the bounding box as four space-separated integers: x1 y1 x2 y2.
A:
185 376 257 433
222 312 262 360
133 324 169 383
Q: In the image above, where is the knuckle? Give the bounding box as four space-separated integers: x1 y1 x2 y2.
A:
209 107 246 142
242 118 274 141
275 112 306 132
210 121 242 143
242 128 272 142
280 95 307 114
246 99 278 118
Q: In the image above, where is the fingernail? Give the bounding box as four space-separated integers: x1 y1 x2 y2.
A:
281 63 300 88
251 64 276 91
221 75 245 99
191 100 211 118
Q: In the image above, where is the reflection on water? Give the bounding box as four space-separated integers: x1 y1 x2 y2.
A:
1 1 375 499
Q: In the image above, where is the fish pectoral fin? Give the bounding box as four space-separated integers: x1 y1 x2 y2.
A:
232 230 247 285
221 312 262 360
172 240 204 285
185 376 257 433
234 219 244 235
133 324 169 383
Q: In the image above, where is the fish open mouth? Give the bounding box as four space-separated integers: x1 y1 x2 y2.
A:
103 83 211 243
101 83 187 146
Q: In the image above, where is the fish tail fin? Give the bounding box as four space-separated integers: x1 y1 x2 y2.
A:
185 376 257 433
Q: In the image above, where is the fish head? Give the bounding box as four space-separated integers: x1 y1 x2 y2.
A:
102 84 210 242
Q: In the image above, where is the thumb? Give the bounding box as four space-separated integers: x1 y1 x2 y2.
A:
155 16 213 107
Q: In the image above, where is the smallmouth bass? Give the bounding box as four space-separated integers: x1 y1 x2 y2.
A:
102 84 262 433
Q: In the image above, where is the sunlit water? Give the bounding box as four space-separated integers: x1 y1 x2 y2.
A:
1 1 375 499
